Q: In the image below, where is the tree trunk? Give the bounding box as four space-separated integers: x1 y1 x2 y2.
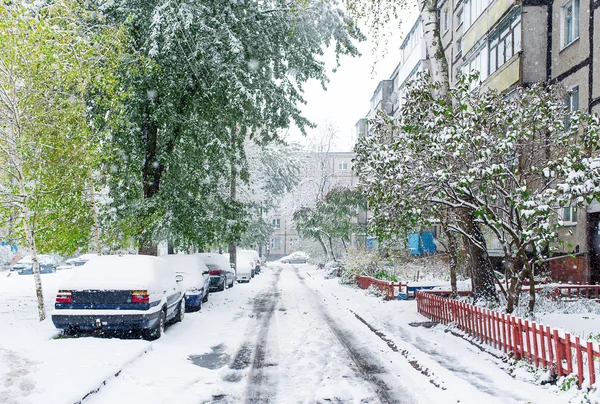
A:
138 103 162 255
229 128 237 269
528 266 536 313
460 208 498 303
88 171 101 254
420 0 450 98
22 205 45 321
443 226 458 297
328 235 336 262
506 257 526 313
317 234 329 259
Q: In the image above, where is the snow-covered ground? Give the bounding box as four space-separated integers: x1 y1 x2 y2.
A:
0 264 595 403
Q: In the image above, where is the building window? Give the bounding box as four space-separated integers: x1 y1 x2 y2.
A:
338 160 348 170
488 12 521 76
561 206 578 225
456 38 462 56
272 238 281 249
444 10 449 32
457 9 464 28
462 47 488 84
272 218 281 229
564 86 580 127
464 0 491 28
562 0 580 48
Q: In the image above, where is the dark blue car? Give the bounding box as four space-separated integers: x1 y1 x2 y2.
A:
162 254 210 312
51 255 186 340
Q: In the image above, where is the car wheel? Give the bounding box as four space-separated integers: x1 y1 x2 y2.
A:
145 309 166 341
176 299 185 322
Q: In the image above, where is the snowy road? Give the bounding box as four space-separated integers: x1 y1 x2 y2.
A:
78 264 567 404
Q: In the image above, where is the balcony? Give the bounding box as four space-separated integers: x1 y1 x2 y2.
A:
463 0 517 56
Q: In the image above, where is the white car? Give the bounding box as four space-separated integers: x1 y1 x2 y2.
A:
51 255 186 340
57 253 99 271
162 254 210 312
235 251 256 283
239 249 261 275
280 251 310 264
12 254 57 275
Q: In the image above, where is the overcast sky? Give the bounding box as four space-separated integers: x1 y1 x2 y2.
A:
285 10 417 152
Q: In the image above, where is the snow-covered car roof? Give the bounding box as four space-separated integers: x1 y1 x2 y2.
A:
65 253 99 264
17 255 56 265
195 253 230 270
60 255 175 293
161 254 207 290
281 251 310 260
236 251 256 270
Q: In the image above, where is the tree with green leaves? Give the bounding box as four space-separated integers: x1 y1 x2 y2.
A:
95 0 364 255
294 187 367 261
0 1 123 320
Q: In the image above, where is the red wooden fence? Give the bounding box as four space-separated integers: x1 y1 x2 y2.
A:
416 291 600 388
356 276 407 300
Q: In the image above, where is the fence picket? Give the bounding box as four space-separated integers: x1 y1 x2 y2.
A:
576 337 584 386
415 292 599 389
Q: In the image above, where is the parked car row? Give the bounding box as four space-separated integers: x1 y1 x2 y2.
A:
50 251 263 340
11 254 58 275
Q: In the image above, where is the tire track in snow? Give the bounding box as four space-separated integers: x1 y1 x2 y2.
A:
293 267 413 404
227 268 282 404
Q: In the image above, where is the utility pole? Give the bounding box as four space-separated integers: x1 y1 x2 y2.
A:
284 218 287 255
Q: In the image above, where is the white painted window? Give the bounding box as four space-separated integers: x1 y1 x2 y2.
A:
488 12 521 75
564 85 580 127
560 205 578 225
457 9 464 28
463 47 488 81
338 160 348 170
272 238 281 249
272 218 280 229
444 10 449 32
464 0 491 28
562 0 580 48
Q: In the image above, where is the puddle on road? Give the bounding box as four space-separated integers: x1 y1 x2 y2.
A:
188 344 230 370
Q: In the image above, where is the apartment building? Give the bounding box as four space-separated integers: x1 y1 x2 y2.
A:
269 151 358 259
357 0 600 282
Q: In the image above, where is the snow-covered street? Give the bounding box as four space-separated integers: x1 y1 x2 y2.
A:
0 263 579 404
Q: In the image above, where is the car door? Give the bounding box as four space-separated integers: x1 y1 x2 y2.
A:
163 268 181 320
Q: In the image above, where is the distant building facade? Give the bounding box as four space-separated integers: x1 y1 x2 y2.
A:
268 151 358 259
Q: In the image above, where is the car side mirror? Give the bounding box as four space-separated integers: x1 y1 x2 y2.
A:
175 274 184 282
202 271 209 275
230 263 235 269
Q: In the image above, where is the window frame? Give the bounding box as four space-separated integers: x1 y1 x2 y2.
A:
487 11 521 76
338 160 349 171
564 85 580 128
272 238 281 249
272 218 281 229
560 205 578 226
561 0 580 49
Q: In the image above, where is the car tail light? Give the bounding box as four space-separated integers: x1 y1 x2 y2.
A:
56 290 72 304
131 290 149 303
209 269 222 275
